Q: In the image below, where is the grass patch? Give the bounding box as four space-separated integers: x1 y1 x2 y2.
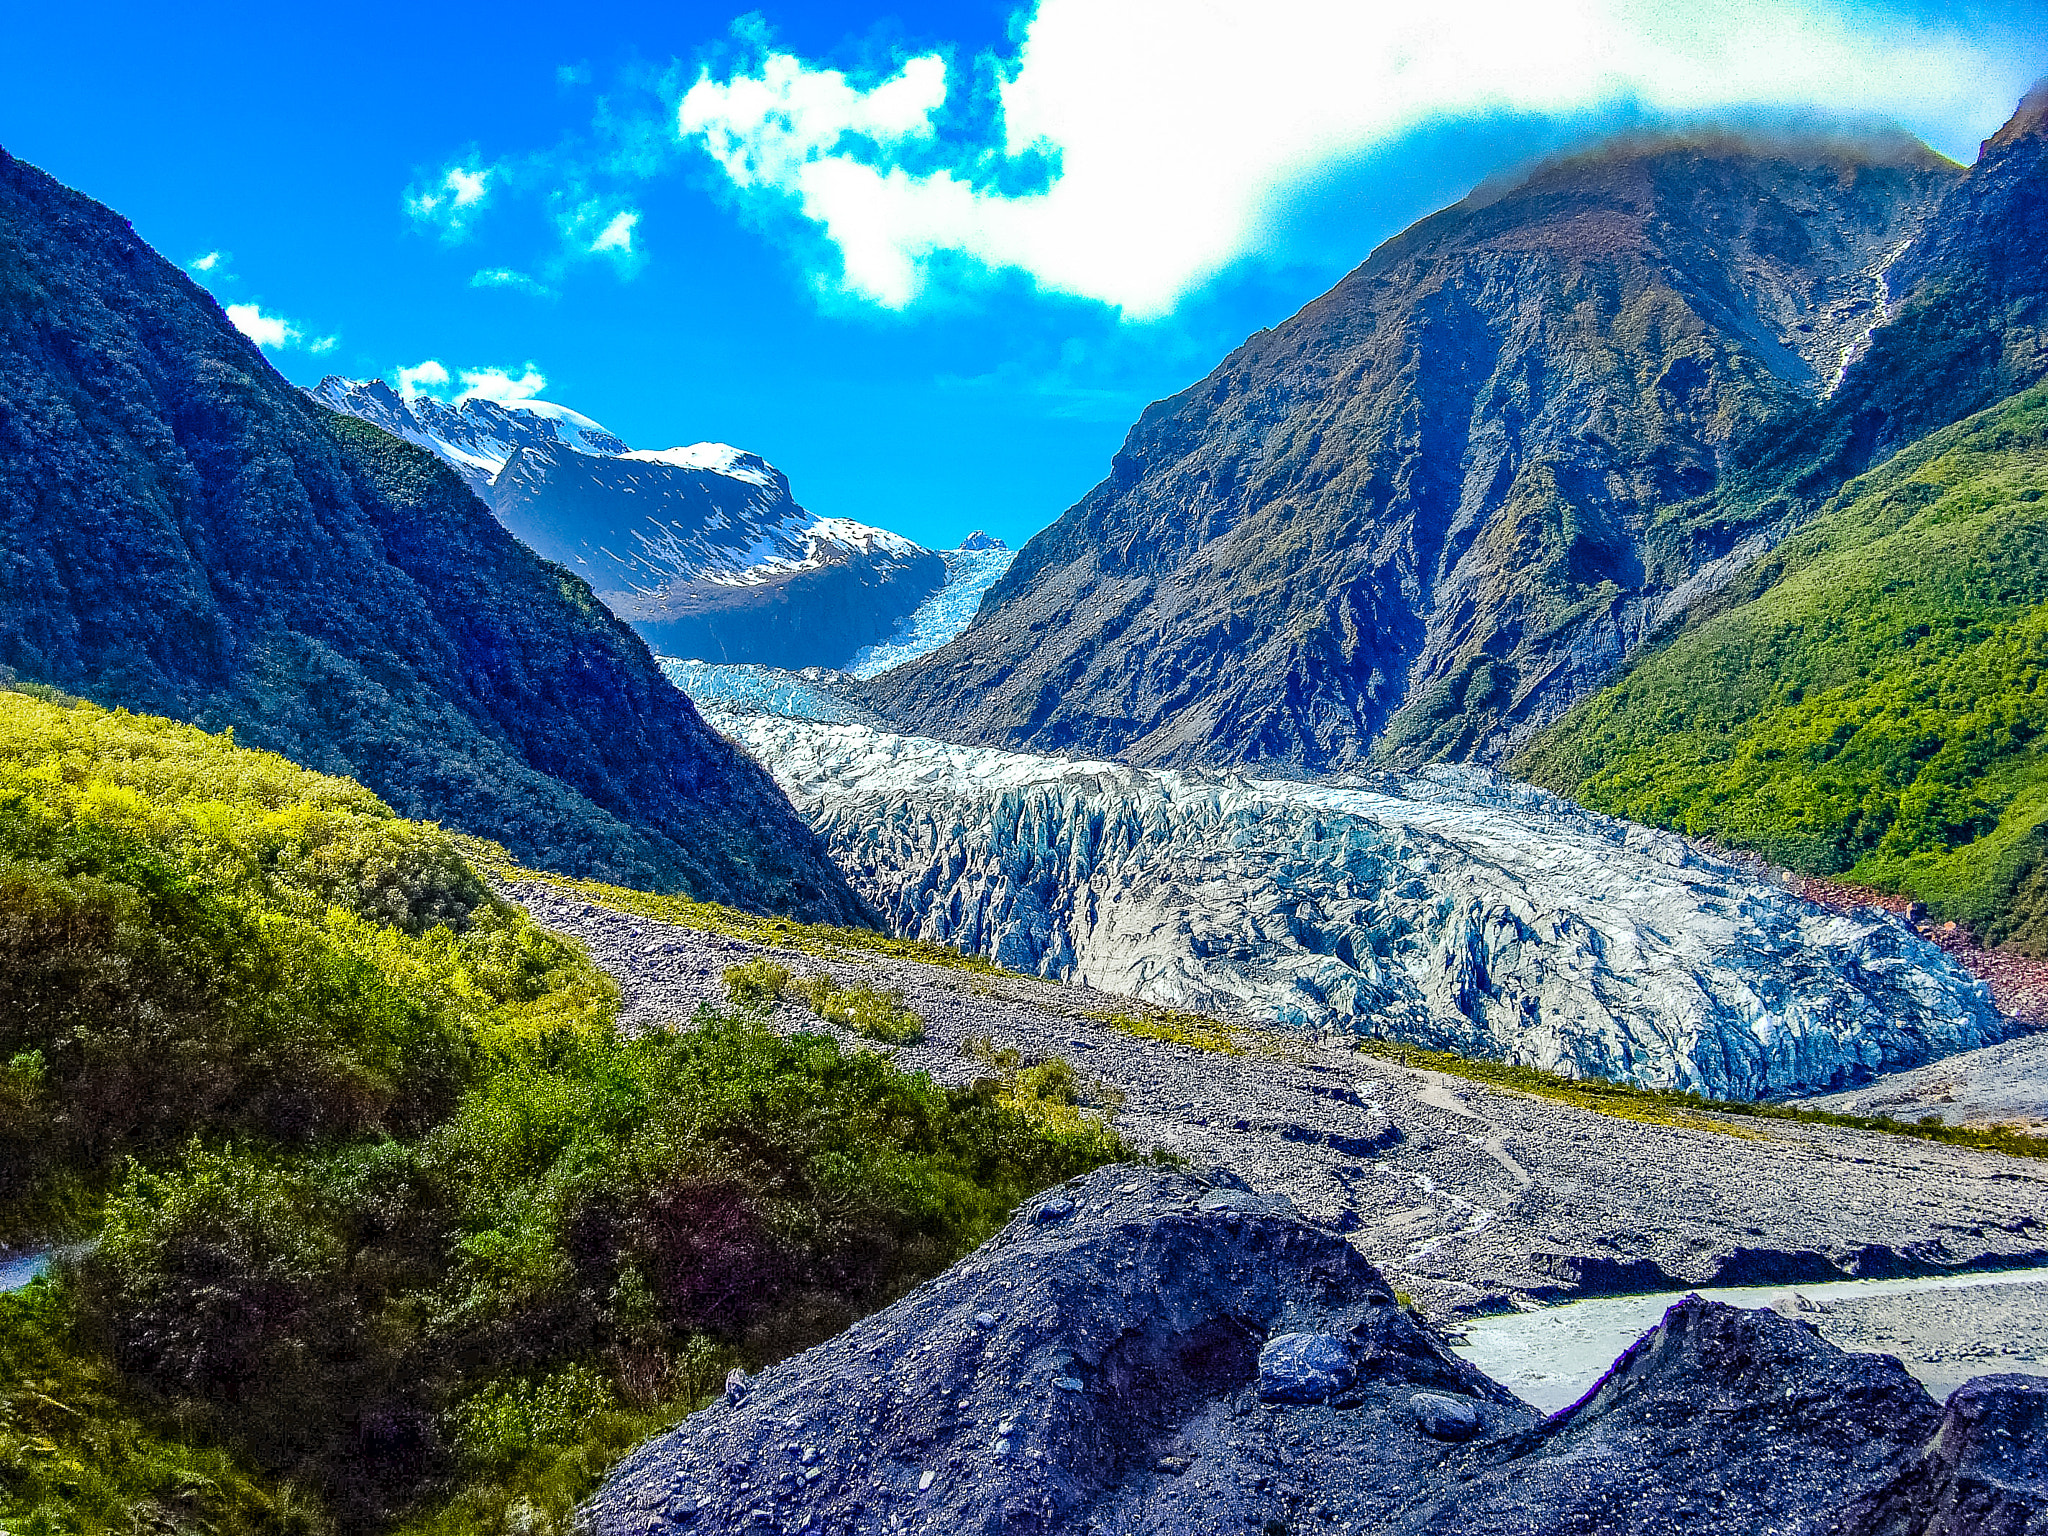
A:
1090 1010 1244 1055
457 837 1008 977
793 976 926 1046
1356 1040 2048 1158
720 961 927 1045
1084 1005 1312 1063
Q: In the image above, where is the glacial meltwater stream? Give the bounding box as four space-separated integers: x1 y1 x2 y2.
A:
1454 1267 2048 1410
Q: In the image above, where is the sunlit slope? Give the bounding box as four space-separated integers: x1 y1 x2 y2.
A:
1519 383 2048 951
0 683 1118 1534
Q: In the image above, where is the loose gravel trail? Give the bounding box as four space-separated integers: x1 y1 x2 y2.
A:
511 882 2048 1321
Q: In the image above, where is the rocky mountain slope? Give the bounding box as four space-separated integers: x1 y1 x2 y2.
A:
585 1164 2048 1536
865 129 1963 769
1513 93 2048 952
312 376 945 667
0 147 863 919
696 702 2007 1099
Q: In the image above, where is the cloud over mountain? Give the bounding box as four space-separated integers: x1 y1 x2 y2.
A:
677 0 2035 317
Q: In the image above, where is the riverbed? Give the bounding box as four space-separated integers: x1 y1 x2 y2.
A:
1454 1267 2048 1410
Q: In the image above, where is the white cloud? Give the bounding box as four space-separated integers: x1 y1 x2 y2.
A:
188 250 222 273
394 359 548 401
589 210 638 254
396 359 452 396
677 0 2039 317
226 302 304 351
471 267 554 297
407 162 494 238
446 166 489 207
456 365 547 402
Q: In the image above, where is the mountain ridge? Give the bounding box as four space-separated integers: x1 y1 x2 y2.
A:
0 145 865 922
858 124 2031 772
313 375 948 669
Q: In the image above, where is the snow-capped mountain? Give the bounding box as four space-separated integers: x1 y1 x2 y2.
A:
308 377 946 668
309 376 628 496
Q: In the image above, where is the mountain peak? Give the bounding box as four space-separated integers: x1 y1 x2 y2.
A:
958 530 1007 551
1986 78 2048 157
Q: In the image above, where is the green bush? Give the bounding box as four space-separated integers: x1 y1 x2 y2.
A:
67 1016 1121 1525
0 1279 318 1536
0 690 613 1227
790 972 926 1045
0 688 1127 1534
722 958 792 1008
1520 383 2048 949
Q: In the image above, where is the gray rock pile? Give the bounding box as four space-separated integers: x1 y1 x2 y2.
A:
582 1167 2048 1536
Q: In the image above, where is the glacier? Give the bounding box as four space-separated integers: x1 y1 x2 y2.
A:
847 544 1017 678
698 704 2012 1101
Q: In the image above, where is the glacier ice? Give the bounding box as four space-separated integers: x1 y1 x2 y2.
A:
705 706 2011 1101
847 546 1016 677
661 660 880 725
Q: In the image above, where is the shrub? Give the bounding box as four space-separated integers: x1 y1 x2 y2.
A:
2 693 1126 1533
722 958 792 1009
0 690 615 1226
791 972 925 1045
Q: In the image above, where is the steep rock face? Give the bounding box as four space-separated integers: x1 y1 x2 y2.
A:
709 708 2007 1099
0 148 864 920
584 1168 1536 1536
314 377 946 668
865 136 1956 770
1866 1374 2048 1535
585 1168 2038 1536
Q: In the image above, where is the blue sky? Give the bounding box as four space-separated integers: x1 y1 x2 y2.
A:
4 2 2044 549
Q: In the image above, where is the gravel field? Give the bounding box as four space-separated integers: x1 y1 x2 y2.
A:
513 882 2048 1323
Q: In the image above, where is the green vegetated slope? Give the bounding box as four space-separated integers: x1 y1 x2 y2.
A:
0 686 1121 1536
1519 383 2048 950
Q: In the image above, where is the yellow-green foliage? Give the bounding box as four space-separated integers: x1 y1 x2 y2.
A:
459 837 1005 975
1356 1040 2048 1157
0 690 616 1223
959 1037 1125 1135
0 686 1129 1536
794 973 926 1045
720 960 927 1044
1089 1009 1244 1056
722 958 793 1009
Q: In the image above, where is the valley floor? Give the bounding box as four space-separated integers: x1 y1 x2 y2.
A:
510 882 2048 1332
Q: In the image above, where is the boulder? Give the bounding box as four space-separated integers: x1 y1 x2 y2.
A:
583 1172 2038 1536
1257 1333 1356 1404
